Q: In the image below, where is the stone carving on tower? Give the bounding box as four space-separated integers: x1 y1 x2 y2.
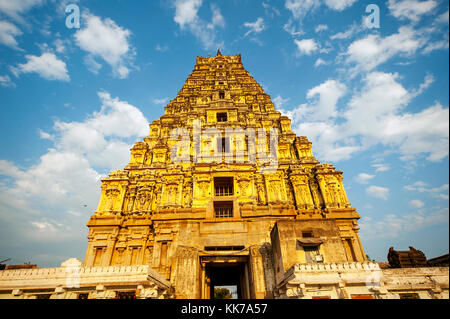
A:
83 50 367 298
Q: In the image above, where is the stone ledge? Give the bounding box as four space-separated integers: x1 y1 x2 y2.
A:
0 259 171 292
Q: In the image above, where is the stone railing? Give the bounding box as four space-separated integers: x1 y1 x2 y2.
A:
275 261 449 299
0 258 171 292
292 261 380 272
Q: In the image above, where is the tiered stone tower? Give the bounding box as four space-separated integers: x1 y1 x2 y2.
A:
84 51 367 299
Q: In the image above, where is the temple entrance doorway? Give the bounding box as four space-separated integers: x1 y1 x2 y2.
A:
201 256 250 299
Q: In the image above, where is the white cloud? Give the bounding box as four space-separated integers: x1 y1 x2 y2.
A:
0 20 22 49
74 13 135 79
409 199 425 208
0 92 148 246
153 98 170 105
344 72 412 136
174 0 202 28
29 219 73 240
315 24 328 33
30 220 57 232
436 9 449 24
412 73 435 97
155 44 169 52
372 163 390 172
210 4 225 29
324 0 357 11
366 185 389 200
283 21 304 37
359 207 448 239
0 74 14 87
388 0 438 23
283 0 320 36
345 73 448 161
53 38 67 54
0 152 100 217
279 79 354 162
262 2 281 18
392 103 449 162
285 79 347 121
0 0 43 23
346 26 428 72
314 58 328 67
53 0 80 15
285 0 319 20
284 0 356 36
53 92 148 169
273 95 290 109
83 55 102 75
173 0 225 50
307 79 347 120
404 182 449 200
422 39 449 54
39 129 52 140
294 38 318 55
282 72 449 163
10 52 70 81
356 173 375 184
404 181 427 190
244 17 265 37
330 23 359 40
286 120 360 162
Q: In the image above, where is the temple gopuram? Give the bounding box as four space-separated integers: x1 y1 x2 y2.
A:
0 52 448 299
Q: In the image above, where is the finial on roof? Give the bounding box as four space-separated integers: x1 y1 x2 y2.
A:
216 48 222 56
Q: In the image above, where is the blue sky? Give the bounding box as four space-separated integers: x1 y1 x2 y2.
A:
0 0 448 267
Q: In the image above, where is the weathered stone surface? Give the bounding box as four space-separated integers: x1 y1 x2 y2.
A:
1 52 447 299
79 51 366 298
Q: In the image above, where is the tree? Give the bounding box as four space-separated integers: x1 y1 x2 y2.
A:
214 287 232 299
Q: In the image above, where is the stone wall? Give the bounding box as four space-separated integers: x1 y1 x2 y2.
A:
0 258 172 299
274 261 449 299
271 219 355 283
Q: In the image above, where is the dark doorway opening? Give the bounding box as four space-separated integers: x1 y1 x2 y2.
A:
206 263 248 299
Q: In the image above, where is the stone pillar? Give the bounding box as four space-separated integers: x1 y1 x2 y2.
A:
249 245 273 299
170 247 200 298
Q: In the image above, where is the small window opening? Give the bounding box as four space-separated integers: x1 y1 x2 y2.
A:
217 112 227 122
214 201 233 218
302 231 313 238
214 177 233 196
204 246 245 251
116 291 136 299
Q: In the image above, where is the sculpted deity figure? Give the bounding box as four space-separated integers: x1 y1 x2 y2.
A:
167 184 178 205
198 180 210 197
238 177 250 196
328 182 338 207
269 180 282 202
309 178 324 208
293 181 306 208
126 191 136 213
105 188 120 211
256 182 266 204
183 184 193 207
135 188 152 212
152 184 162 210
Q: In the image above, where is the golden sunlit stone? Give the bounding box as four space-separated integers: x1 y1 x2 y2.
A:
83 51 367 298
2 52 446 300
